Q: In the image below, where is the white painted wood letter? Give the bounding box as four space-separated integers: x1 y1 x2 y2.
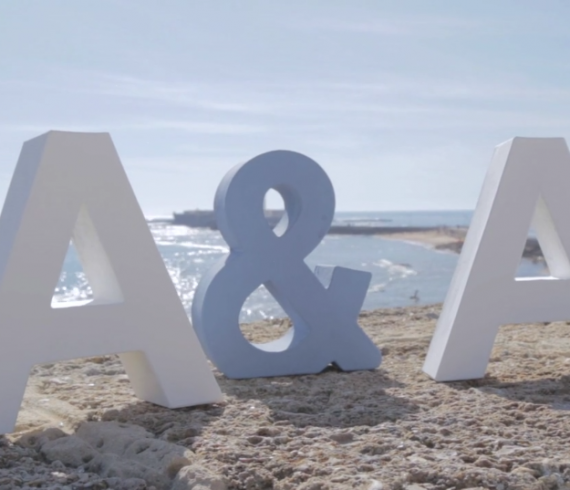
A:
424 137 570 381
0 131 221 433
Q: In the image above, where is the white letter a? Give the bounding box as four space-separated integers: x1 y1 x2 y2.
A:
424 137 570 381
0 131 221 433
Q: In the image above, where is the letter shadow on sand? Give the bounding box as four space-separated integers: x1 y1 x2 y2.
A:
91 364 417 432
447 373 570 411
441 320 570 412
218 365 418 429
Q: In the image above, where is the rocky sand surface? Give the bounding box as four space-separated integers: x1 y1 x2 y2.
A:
4 304 570 489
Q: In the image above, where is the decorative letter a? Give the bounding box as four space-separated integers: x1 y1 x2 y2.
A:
424 137 570 381
0 131 221 433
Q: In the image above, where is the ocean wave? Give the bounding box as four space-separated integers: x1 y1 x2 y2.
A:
367 283 387 293
154 240 228 252
177 242 228 252
373 259 417 278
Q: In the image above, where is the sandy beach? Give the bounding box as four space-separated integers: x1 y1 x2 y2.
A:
379 228 467 251
381 227 545 261
3 304 570 489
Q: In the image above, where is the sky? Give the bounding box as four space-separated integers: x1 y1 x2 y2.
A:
1 1 569 215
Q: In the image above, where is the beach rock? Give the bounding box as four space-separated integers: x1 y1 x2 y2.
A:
172 464 227 490
85 422 194 488
36 422 195 489
41 434 97 466
17 427 67 449
368 482 383 490
101 477 149 490
76 420 153 451
329 431 354 444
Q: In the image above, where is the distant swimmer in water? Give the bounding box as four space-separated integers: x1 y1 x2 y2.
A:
410 290 420 303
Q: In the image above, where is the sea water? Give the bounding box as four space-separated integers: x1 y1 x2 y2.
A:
54 211 547 322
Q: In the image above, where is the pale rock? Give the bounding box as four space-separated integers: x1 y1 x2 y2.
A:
41 435 97 467
37 422 196 489
104 477 148 490
172 464 227 490
80 422 193 488
368 481 383 490
17 427 67 449
122 437 193 477
76 421 152 453
90 453 156 483
329 432 354 444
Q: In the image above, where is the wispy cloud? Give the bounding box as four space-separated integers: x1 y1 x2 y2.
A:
87 72 570 110
292 17 488 37
0 119 266 135
2 72 570 146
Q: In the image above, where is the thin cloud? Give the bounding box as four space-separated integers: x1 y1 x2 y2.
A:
89 73 570 110
292 17 493 37
0 120 266 135
10 68 570 119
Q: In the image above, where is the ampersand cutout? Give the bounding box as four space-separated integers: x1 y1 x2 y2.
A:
191 150 381 378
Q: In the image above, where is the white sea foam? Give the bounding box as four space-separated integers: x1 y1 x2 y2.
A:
367 283 387 293
373 259 417 278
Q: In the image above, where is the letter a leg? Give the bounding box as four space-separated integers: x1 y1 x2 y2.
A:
423 303 500 381
119 348 221 409
0 363 32 434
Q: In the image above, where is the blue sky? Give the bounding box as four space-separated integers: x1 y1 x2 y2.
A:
1 1 569 214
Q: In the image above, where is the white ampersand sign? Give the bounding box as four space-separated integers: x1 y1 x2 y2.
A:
191 150 381 378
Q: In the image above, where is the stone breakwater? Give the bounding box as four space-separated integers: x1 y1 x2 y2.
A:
3 304 570 489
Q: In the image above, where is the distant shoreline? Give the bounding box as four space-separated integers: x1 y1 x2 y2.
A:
154 217 545 261
380 227 544 261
